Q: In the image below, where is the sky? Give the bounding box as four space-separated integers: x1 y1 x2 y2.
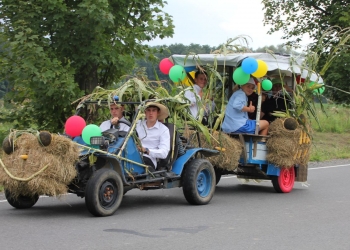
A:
147 0 312 50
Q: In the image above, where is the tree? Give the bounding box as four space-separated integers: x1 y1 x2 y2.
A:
0 0 174 131
262 0 350 45
254 44 296 55
262 0 350 103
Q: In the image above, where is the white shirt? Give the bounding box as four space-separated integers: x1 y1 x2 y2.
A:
184 84 215 118
100 117 130 132
135 120 170 168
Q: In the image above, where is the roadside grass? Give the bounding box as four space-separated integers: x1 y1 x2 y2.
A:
310 103 350 133
310 132 350 162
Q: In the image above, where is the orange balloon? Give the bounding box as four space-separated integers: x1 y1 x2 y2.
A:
252 60 268 78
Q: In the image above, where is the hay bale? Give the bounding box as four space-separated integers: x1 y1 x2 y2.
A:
266 118 301 167
187 130 243 171
267 118 312 168
0 132 79 197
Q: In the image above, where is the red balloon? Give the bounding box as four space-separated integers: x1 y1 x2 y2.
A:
159 58 174 75
65 115 86 137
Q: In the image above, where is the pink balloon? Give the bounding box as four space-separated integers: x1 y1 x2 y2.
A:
159 58 174 75
65 115 86 137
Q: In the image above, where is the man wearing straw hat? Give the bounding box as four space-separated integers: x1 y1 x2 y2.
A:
136 102 170 171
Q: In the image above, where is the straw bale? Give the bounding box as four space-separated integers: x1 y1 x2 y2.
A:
266 118 301 167
187 130 243 171
0 133 79 197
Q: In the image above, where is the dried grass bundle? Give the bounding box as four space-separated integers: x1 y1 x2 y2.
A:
267 118 311 168
0 133 79 197
186 129 243 171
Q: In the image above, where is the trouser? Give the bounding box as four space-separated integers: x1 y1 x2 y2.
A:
143 156 156 172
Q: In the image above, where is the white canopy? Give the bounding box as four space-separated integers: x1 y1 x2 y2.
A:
170 53 323 83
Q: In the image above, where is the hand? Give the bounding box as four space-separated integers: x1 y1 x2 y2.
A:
248 101 255 113
111 117 119 125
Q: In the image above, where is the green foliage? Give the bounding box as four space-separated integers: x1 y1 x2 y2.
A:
262 1 350 104
310 104 350 133
262 0 350 45
0 0 174 132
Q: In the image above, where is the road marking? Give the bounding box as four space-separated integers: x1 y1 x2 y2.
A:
309 164 350 170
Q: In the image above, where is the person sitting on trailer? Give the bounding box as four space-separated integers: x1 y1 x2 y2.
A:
222 77 269 135
100 103 130 132
136 102 170 172
261 78 293 123
247 91 268 120
184 70 215 126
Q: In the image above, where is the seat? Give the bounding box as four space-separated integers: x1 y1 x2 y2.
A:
157 123 179 170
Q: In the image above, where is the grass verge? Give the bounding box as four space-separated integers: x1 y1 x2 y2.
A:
310 132 350 162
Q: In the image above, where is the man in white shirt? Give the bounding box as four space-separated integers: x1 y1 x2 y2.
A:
184 70 215 124
136 102 170 171
100 103 130 132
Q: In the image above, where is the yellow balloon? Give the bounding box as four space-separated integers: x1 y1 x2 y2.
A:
181 71 195 86
252 60 268 78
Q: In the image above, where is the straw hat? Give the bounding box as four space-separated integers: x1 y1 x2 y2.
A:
145 102 169 120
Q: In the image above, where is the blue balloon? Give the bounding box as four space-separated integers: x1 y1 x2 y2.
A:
241 57 258 74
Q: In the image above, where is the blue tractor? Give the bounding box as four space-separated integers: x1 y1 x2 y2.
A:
66 99 219 216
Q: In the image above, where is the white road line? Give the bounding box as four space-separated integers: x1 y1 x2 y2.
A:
309 164 350 170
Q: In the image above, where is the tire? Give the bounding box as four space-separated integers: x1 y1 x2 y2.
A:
271 166 295 193
5 190 39 209
85 168 123 217
214 166 222 185
182 158 216 205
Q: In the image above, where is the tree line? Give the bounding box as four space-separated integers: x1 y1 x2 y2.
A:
0 0 349 133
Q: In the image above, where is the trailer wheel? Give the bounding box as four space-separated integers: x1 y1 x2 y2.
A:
5 190 39 209
271 167 295 193
182 159 215 205
85 168 123 217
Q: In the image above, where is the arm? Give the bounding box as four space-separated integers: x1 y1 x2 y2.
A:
184 89 198 107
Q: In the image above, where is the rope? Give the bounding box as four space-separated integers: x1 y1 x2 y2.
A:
0 158 49 182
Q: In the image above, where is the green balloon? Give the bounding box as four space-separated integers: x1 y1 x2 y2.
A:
82 124 102 145
233 67 250 85
313 85 325 95
262 79 273 91
169 65 186 82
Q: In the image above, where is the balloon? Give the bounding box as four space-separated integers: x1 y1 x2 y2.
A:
65 115 86 137
241 57 258 74
252 60 268 78
169 65 186 82
314 85 325 95
308 82 315 88
262 79 273 91
182 71 196 86
82 124 102 145
233 67 250 85
159 58 174 75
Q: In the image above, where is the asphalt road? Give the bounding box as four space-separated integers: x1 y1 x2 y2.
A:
0 159 349 250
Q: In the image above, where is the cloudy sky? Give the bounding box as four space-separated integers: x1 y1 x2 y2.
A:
148 0 312 49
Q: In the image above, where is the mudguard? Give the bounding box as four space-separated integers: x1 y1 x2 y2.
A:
172 148 219 175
